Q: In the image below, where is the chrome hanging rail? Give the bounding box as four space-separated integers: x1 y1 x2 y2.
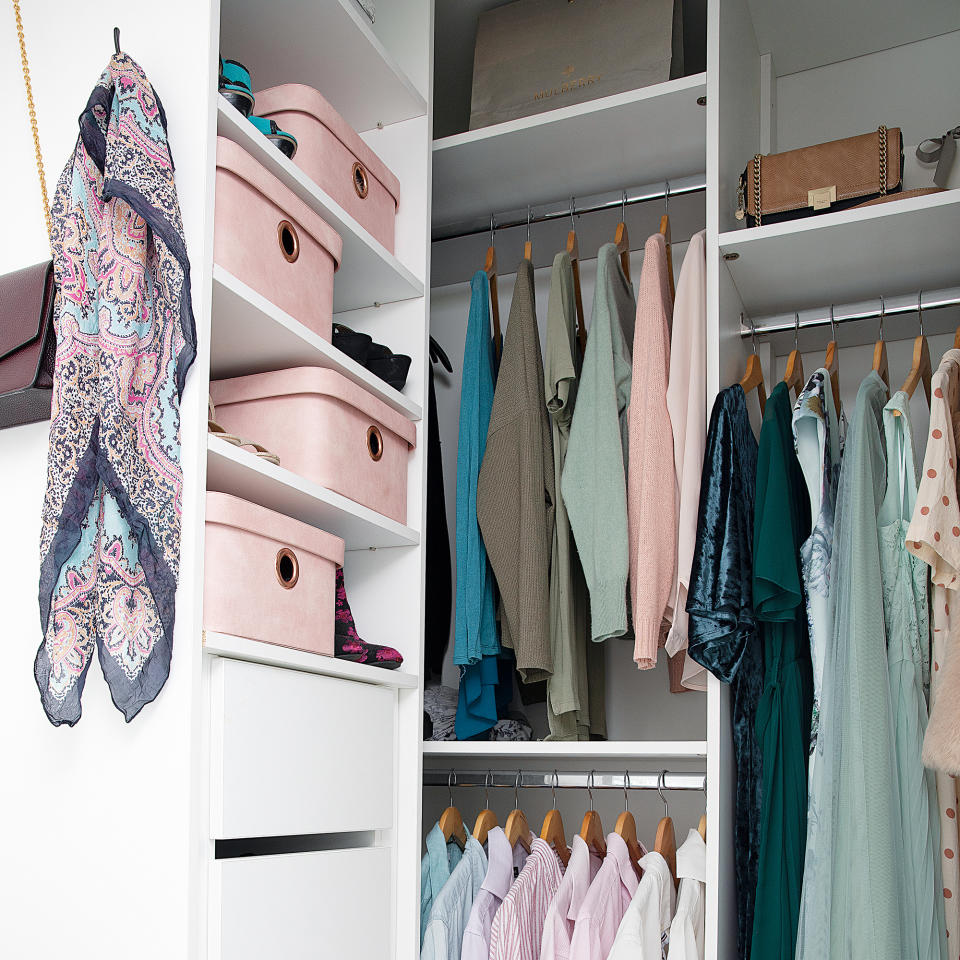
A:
422 768 706 792
432 175 707 244
741 287 960 339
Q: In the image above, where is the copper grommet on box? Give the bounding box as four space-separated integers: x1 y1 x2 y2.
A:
275 547 300 588
277 220 300 262
366 424 383 461
352 161 369 199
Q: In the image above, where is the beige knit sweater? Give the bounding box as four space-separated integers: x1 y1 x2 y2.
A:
627 234 676 669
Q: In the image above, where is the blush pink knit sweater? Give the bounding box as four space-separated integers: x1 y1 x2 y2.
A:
627 234 676 670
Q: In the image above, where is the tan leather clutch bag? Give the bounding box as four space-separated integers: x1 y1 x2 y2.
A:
737 125 903 227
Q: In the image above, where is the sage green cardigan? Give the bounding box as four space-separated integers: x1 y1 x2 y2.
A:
560 243 635 642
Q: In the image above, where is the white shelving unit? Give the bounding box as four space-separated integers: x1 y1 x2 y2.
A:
211 265 422 420
206 434 420 550
432 73 708 227
204 631 420 689
217 99 424 312
6 3 958 960
719 189 960 317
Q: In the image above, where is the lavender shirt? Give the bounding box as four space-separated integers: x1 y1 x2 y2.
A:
461 827 529 960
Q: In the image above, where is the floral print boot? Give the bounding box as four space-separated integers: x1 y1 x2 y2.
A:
335 567 403 669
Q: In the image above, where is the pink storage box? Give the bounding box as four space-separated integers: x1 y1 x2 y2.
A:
215 137 343 340
209 368 417 524
204 492 344 655
254 84 401 253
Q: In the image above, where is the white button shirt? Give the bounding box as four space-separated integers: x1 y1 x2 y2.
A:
667 830 706 960
607 851 676 960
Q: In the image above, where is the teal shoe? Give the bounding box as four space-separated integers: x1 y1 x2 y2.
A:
248 115 298 159
219 57 255 117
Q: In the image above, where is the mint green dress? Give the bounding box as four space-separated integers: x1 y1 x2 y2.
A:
796 371 903 960
879 392 946 960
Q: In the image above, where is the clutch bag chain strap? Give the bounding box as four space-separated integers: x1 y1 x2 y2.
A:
752 124 889 229
11 0 52 248
878 123 888 197
753 152 762 227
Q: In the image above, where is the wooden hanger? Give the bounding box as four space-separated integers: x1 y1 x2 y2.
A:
579 770 607 857
900 291 932 409
823 304 842 418
566 202 588 355
739 314 767 415
439 771 467 849
697 813 707 842
654 771 678 886
873 295 890 389
614 189 631 283
504 772 532 854
539 772 570 866
485 216 502 359
954 327 960 350
614 773 644 881
659 181 675 301
783 313 805 399
523 205 533 262
472 771 499 847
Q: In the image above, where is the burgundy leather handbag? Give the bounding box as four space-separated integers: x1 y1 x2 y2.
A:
0 260 56 429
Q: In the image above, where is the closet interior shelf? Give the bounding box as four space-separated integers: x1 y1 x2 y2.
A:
742 286 960 339
423 769 706 792
422 740 708 759
432 175 706 244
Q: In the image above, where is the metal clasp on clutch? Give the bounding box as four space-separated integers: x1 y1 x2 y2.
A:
808 185 837 210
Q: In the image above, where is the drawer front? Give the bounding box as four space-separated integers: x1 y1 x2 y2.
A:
211 658 395 838
211 847 391 959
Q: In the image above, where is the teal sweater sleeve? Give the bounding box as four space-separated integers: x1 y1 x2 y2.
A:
561 244 635 642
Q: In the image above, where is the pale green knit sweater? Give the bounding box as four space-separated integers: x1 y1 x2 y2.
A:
561 243 635 642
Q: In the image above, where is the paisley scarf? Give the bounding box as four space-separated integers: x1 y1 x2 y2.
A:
34 54 196 725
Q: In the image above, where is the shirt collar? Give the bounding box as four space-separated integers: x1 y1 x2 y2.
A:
426 822 456 886
565 834 602 921
675 829 707 883
481 827 515 901
604 832 640 896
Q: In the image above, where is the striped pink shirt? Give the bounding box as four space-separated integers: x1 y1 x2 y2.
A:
569 833 642 960
489 837 565 960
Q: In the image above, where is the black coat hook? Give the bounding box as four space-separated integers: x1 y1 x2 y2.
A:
113 27 121 55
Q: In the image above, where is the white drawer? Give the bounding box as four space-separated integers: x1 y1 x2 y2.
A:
210 658 395 838
210 847 391 959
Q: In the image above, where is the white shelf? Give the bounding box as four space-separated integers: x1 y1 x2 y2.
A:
211 266 422 421
745 0 959 77
219 0 427 132
206 434 420 550
431 74 707 228
719 189 960 318
217 98 424 313
203 631 419 689
422 741 708 759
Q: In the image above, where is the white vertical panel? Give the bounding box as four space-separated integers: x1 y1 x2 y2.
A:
0 1 215 957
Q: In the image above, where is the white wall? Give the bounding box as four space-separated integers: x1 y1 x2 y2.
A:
775 31 960 154
0 3 215 956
